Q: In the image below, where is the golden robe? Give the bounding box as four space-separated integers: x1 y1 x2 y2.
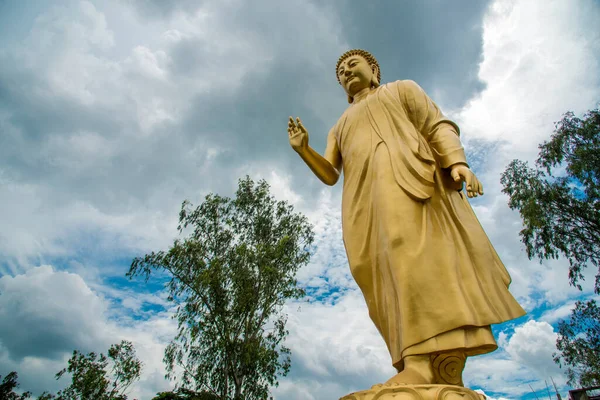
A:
331 80 525 370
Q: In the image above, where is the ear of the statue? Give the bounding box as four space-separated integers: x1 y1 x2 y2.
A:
371 76 380 88
371 66 380 88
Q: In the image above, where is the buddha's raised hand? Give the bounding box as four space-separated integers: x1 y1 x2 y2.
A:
288 116 309 153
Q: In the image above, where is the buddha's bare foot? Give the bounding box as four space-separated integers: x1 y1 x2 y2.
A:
384 355 434 385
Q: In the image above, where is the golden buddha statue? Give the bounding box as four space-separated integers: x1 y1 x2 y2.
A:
287 49 525 392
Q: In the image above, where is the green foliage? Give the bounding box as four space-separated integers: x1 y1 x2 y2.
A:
37 393 57 400
501 107 600 387
152 388 219 400
0 371 31 399
128 176 314 400
51 340 142 400
553 299 600 387
152 391 184 400
501 108 600 293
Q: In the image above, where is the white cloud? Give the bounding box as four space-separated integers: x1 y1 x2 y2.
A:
458 0 600 155
0 177 181 276
0 265 177 399
452 0 600 312
462 319 574 399
256 170 304 207
505 320 562 379
273 291 395 399
540 301 578 325
19 1 117 105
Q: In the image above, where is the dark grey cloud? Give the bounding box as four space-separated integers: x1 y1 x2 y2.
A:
0 0 346 211
0 68 129 176
0 267 110 361
180 59 331 165
0 0 496 275
150 0 493 201
125 0 352 199
0 67 163 215
0 0 492 222
332 0 492 108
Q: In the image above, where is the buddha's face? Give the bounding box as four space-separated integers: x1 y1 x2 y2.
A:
337 55 377 97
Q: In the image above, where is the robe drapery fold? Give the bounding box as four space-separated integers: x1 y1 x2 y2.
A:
332 80 525 369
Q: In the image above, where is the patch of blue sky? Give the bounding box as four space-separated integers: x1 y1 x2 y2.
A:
565 176 588 200
0 258 28 276
140 301 167 314
303 279 350 305
43 250 170 292
104 289 171 323
537 164 595 202
42 252 173 322
527 289 551 310
103 260 172 292
518 292 580 329
493 313 532 339
116 301 169 323
102 257 174 319
464 138 507 175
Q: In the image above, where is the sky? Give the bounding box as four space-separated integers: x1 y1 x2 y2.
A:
0 0 599 399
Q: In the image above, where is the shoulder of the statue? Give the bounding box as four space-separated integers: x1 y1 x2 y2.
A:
386 79 422 93
381 80 423 101
380 80 423 109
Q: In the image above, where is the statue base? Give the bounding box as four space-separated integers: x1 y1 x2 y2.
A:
340 383 485 400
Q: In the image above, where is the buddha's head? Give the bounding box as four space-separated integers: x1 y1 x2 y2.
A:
336 49 381 103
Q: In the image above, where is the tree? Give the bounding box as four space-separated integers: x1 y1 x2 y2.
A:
49 340 142 400
501 108 600 293
554 299 600 386
152 388 219 400
0 371 31 399
128 176 314 399
501 107 600 387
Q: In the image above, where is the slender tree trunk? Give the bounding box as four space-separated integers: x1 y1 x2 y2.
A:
234 373 243 400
